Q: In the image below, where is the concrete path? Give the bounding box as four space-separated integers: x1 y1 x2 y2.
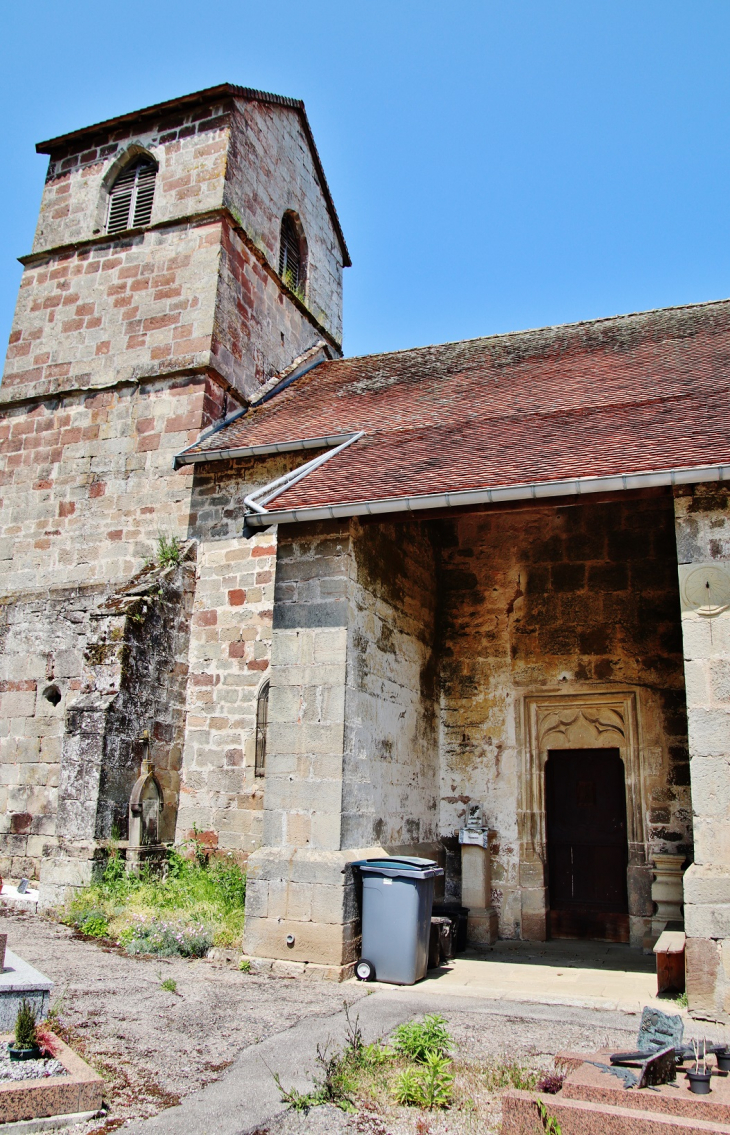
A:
123 988 649 1135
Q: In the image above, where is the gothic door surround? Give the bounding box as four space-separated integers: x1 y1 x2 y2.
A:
546 748 629 942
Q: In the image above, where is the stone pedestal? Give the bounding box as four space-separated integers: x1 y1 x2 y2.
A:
652 853 685 937
461 837 498 945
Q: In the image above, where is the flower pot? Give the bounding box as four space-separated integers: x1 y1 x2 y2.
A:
716 1050 730 1073
8 1044 41 1062
686 1069 712 1094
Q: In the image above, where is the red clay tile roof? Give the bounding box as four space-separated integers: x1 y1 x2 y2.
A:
182 299 730 517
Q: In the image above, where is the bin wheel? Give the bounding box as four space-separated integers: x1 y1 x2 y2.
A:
355 959 375 982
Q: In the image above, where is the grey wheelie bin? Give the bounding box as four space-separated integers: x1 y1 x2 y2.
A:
349 856 443 985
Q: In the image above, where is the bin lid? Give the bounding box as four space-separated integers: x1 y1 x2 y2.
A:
348 856 444 880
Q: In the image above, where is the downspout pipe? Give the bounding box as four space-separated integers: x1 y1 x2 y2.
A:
243 431 365 514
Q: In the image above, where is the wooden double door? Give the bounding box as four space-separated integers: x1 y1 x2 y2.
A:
545 748 630 943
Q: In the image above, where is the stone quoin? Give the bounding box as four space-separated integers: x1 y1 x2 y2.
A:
2 83 730 1015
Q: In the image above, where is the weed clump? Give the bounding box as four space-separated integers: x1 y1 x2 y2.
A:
394 1051 454 1109
274 1007 455 1114
484 1058 539 1092
156 534 184 567
62 839 246 957
392 1014 452 1062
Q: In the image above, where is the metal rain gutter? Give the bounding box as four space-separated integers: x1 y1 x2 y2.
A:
176 431 358 468
243 461 730 527
173 357 329 469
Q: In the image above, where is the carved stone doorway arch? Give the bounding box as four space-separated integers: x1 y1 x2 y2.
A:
519 689 650 946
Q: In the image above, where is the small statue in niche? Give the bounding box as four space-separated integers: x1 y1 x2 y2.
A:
128 752 164 857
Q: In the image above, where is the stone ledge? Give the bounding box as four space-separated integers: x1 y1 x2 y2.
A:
243 955 355 982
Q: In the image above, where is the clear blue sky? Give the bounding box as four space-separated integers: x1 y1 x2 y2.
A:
2 1 730 366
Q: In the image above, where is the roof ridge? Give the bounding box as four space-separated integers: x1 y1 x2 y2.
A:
336 296 730 366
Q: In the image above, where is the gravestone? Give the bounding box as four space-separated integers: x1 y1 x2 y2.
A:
0 949 52 1030
638 1007 684 1053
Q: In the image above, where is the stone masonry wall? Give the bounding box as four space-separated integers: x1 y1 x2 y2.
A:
2 225 222 405
0 586 102 880
438 490 691 939
226 99 344 343
341 520 440 851
674 483 730 1019
31 99 231 254
42 557 196 902
0 375 224 591
211 220 329 399
243 517 441 976
174 455 298 860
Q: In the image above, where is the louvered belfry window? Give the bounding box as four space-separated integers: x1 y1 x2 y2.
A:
254 680 270 778
106 158 157 235
278 213 302 292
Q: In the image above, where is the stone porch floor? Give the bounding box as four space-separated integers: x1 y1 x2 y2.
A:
351 939 677 1014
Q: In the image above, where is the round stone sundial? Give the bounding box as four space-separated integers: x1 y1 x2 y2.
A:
683 565 730 617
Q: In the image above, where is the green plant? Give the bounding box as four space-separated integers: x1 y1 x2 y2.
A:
272 1072 320 1111
313 1041 356 1109
391 1015 452 1063
76 911 110 938
394 1065 423 1107
416 1052 454 1109
393 1052 453 1109
484 1058 539 1091
239 958 251 973
537 1099 562 1134
157 534 184 567
160 978 177 993
14 1000 38 1050
675 991 689 1008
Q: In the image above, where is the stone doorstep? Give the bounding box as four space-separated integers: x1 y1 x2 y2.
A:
502 1091 730 1134
0 1031 103 1125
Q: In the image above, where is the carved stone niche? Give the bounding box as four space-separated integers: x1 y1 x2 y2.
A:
127 758 166 868
519 689 650 947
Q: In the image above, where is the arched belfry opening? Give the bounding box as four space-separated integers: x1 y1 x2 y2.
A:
278 212 307 293
106 155 157 234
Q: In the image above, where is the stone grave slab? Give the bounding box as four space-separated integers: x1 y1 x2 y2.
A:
502 1047 730 1134
0 1031 102 1125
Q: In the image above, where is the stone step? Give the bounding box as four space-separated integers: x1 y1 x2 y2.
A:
502 1090 730 1134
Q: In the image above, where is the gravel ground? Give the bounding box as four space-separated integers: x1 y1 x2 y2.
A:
257 1004 639 1135
1 908 702 1135
0 909 367 1131
0 1049 67 1080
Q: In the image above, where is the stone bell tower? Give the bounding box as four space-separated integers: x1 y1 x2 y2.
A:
0 85 349 898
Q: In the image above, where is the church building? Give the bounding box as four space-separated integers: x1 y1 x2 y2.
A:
2 84 730 1020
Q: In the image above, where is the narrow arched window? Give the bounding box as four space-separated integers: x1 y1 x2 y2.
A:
107 158 157 234
255 680 269 778
278 213 304 292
